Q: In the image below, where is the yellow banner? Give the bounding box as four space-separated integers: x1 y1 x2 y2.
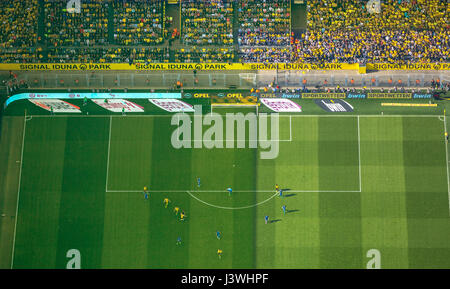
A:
367 63 449 70
302 93 346 99
368 93 412 99
381 103 438 107
1 62 447 71
0 63 359 71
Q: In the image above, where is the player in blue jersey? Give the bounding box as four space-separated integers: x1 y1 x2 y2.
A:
265 215 269 224
176 236 182 245
216 231 221 240
227 188 232 196
143 186 149 200
197 177 201 188
282 205 286 215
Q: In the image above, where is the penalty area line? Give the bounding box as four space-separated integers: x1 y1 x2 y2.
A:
105 116 112 193
105 189 362 193
186 191 279 210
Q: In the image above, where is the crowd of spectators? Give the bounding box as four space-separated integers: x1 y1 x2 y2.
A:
46 47 169 63
113 0 164 45
174 47 234 63
44 0 109 47
0 48 39 63
0 0 37 49
237 0 291 47
291 0 449 63
181 0 234 46
239 47 291 63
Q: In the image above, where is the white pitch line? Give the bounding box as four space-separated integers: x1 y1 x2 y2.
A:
105 116 112 192
11 113 27 269
106 189 361 193
357 115 362 192
444 115 450 217
186 191 279 210
289 115 292 141
189 139 292 142
28 114 443 119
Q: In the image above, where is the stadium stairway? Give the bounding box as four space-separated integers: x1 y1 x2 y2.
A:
291 0 307 38
166 0 181 47
37 0 47 62
232 0 240 62
37 0 45 44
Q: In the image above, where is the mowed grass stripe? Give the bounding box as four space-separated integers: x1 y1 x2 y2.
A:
359 117 409 268
274 117 321 268
402 117 450 268
187 147 257 268
232 147 257 268
0 117 26 269
186 107 257 268
55 117 109 269
254 114 281 268
256 117 321 268
147 116 192 268
318 117 363 268
107 117 154 191
186 121 235 268
13 118 67 268
188 148 236 268
101 117 155 268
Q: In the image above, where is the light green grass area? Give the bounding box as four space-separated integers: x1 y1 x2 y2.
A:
6 112 450 269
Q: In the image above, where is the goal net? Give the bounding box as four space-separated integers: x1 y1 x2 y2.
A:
211 103 259 116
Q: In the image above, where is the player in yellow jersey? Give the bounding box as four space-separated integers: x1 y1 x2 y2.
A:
217 249 222 259
174 206 180 215
163 198 170 208
180 211 186 221
275 184 283 197
445 132 449 143
143 186 149 200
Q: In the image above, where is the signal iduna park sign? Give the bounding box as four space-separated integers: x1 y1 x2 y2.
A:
0 63 448 71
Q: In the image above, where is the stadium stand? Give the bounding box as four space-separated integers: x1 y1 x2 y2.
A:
237 0 291 62
113 0 164 45
237 0 291 46
45 47 169 63
44 0 109 47
0 0 38 63
181 0 234 46
174 47 234 63
292 0 449 63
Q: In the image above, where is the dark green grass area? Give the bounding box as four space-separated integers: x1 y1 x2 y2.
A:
6 107 450 268
402 118 450 268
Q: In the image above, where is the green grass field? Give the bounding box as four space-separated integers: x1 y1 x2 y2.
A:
2 103 450 269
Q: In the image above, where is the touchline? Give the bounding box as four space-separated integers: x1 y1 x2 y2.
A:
170 105 280 160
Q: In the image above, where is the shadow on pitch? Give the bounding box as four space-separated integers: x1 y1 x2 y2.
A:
270 219 282 224
286 209 299 214
283 193 296 198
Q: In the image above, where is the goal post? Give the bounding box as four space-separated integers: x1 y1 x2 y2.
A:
211 103 259 116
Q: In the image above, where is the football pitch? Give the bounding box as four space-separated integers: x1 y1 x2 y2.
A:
2 108 450 268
